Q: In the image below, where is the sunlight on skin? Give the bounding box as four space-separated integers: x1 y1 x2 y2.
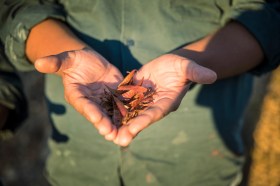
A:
27 20 262 147
34 49 216 147
35 49 124 141
112 54 217 146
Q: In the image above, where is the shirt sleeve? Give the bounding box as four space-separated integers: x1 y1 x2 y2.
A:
0 0 66 71
224 1 280 75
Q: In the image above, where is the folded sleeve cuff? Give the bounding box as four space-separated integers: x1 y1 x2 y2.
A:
232 3 280 75
1 2 66 71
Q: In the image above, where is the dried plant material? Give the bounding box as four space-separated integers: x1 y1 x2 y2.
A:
100 70 155 128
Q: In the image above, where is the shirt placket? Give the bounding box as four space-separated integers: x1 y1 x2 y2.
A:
119 0 141 75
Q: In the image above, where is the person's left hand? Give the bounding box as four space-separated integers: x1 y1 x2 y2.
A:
112 53 217 146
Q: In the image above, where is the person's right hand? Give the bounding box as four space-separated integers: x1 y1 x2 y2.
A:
34 48 123 140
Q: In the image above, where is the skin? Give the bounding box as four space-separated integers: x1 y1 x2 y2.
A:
24 19 263 146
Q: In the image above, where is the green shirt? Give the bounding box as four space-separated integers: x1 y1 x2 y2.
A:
0 1 279 186
1 1 280 73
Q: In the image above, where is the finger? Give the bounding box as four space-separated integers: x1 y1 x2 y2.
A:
114 103 167 146
104 126 118 141
123 97 172 139
113 95 173 146
34 51 76 75
65 86 115 136
129 106 165 136
183 59 217 84
113 125 133 146
81 97 115 135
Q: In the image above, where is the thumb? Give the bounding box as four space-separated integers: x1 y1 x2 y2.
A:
185 59 217 84
34 51 75 75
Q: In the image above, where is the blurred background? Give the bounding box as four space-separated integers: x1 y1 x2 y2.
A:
0 66 279 186
244 66 280 186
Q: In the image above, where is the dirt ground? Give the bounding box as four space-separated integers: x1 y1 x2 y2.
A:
247 67 280 186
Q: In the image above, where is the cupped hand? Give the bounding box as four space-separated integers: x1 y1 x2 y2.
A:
114 53 217 146
35 48 123 139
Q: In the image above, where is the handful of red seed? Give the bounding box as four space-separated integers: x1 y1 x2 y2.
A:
100 70 155 128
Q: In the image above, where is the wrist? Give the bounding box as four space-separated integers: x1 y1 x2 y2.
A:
171 48 213 71
173 22 264 79
26 19 87 63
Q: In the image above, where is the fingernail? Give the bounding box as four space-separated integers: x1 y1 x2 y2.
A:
99 126 109 135
119 136 131 147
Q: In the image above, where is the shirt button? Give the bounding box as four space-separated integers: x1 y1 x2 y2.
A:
126 39 135 46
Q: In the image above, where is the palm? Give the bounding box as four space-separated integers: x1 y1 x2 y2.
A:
115 54 217 146
35 48 123 137
137 56 191 117
136 54 192 113
61 50 122 103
